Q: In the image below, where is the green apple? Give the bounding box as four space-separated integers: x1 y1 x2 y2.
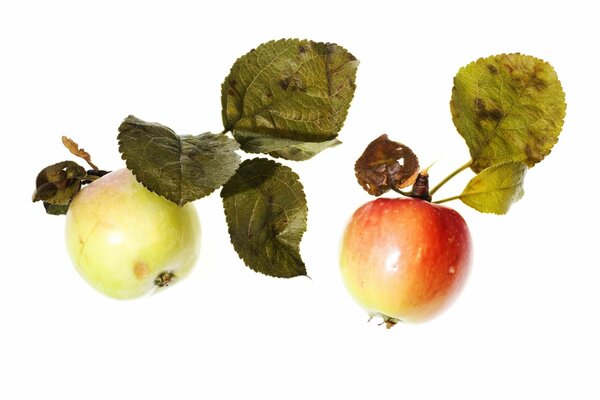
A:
65 168 200 299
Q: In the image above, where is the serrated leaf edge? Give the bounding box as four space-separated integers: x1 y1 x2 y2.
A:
221 38 359 138
451 53 566 172
220 157 309 278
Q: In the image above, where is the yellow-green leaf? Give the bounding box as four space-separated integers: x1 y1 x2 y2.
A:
451 54 566 173
221 39 358 160
460 161 527 214
221 158 308 278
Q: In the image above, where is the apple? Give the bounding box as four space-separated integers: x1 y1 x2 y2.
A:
339 197 472 325
65 168 200 299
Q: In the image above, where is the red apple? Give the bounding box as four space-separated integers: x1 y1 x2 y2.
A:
339 197 472 325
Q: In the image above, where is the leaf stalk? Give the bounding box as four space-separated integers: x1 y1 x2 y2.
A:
433 195 462 205
429 160 472 197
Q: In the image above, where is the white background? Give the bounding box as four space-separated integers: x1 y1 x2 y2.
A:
1 1 598 398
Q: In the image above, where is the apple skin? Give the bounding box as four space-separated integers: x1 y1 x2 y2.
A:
65 168 200 300
339 197 472 324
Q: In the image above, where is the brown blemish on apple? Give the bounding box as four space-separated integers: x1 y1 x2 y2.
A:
134 262 150 279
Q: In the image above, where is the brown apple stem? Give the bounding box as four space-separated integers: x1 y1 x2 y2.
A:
410 171 432 202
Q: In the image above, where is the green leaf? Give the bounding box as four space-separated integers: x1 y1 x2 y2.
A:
451 53 566 173
221 39 358 159
221 158 308 278
43 202 70 215
118 115 241 206
354 134 420 196
32 161 86 206
233 130 341 161
460 161 527 214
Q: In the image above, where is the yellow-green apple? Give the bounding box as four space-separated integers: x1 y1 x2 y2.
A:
339 197 472 325
65 168 200 299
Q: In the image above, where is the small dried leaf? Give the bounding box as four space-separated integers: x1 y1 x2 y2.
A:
62 136 98 170
33 161 86 206
355 134 420 196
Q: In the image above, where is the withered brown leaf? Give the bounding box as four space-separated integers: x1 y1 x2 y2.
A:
355 134 419 196
32 161 86 207
62 136 98 170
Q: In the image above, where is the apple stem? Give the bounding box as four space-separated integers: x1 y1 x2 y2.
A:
410 171 432 202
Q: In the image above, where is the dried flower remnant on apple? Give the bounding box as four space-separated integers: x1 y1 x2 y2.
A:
32 38 359 299
340 53 566 327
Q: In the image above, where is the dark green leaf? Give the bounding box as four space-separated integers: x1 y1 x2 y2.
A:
33 161 86 206
451 53 566 173
460 161 527 214
355 134 420 196
221 158 308 278
118 115 241 206
43 202 70 215
221 39 358 160
233 130 341 161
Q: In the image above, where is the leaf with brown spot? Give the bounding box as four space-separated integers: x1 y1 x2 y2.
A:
62 136 98 170
355 134 420 196
221 39 358 160
451 53 566 173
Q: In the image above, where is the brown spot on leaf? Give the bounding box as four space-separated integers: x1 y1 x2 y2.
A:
487 64 499 75
298 45 306 54
475 98 504 121
529 74 548 91
279 78 290 90
279 76 306 92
